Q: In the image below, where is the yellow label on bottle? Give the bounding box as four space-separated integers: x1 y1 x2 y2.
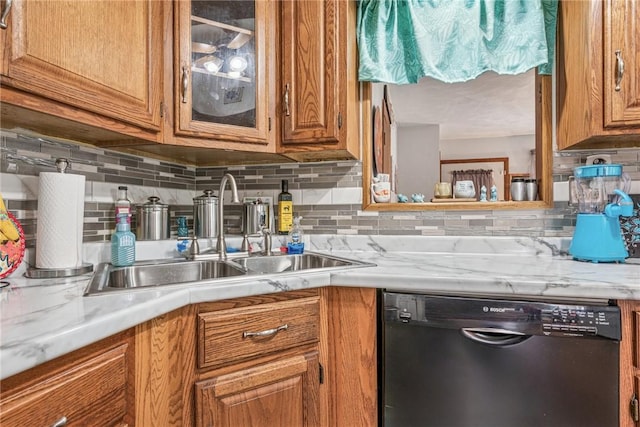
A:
278 201 293 232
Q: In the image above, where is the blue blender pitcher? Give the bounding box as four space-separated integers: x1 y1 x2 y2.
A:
569 164 633 262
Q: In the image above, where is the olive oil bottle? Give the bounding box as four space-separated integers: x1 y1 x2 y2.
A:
277 180 293 234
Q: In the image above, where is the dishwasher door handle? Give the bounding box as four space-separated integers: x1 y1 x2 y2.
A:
461 327 530 346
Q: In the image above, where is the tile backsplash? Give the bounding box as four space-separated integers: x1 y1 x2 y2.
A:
1 131 639 249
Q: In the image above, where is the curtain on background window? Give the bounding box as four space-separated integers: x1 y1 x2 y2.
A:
357 0 558 84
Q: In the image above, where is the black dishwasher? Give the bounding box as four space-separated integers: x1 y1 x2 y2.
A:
380 291 621 427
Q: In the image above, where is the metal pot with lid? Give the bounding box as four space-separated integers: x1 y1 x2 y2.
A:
136 196 170 240
193 189 218 238
242 199 271 236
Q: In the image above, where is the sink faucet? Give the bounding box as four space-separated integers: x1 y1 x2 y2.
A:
216 173 240 259
262 227 272 256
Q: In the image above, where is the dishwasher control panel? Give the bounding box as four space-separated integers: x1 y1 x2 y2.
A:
383 292 621 341
540 305 620 339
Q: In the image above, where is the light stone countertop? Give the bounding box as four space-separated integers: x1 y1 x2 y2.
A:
1 235 638 380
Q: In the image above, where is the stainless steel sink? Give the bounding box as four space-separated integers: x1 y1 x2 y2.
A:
84 258 247 295
84 252 374 296
230 252 370 274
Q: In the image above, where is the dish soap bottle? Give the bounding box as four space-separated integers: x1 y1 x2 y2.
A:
111 213 136 266
287 216 304 254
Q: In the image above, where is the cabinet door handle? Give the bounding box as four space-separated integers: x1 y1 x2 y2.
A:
51 416 68 427
284 83 291 116
243 324 288 338
181 66 189 103
0 0 13 30
615 50 625 91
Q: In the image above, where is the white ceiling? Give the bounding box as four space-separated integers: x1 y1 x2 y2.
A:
387 69 536 140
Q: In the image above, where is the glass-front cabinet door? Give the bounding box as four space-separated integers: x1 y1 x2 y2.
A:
175 0 275 146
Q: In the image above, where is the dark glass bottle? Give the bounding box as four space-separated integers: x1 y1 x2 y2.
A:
277 180 293 234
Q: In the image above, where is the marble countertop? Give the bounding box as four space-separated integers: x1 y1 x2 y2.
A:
1 235 639 380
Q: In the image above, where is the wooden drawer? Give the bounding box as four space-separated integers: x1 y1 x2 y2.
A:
198 296 320 370
0 344 129 426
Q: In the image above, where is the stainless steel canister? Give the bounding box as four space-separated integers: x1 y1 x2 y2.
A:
242 200 271 236
136 196 170 240
525 179 538 201
193 190 218 238
510 178 525 201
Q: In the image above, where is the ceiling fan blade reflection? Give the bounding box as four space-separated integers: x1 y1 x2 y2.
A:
227 32 252 49
192 42 217 54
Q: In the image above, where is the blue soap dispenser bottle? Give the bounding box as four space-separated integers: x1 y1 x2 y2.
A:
287 216 304 254
112 213 136 267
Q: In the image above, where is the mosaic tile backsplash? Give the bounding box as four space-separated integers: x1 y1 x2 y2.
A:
1 131 639 253
622 195 640 258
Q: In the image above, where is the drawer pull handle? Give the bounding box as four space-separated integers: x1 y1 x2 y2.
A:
181 66 189 103
243 324 288 338
51 416 68 427
284 84 291 116
0 0 12 29
615 50 624 91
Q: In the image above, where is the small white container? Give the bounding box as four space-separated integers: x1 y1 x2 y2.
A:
372 181 391 203
454 181 476 198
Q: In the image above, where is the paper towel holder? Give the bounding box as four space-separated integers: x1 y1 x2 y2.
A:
25 157 94 279
56 157 70 173
25 263 93 279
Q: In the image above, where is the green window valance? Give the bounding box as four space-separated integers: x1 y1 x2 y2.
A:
357 0 558 84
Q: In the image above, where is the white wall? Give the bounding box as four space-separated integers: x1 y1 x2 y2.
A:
394 129 534 198
440 134 536 177
371 84 398 194
371 84 384 107
396 124 440 197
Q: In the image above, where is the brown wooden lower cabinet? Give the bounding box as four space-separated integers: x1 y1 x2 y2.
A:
8 291 638 427
0 330 135 427
195 351 320 427
132 286 378 427
619 299 640 427
193 291 322 427
0 287 378 426
319 286 378 427
6 291 639 427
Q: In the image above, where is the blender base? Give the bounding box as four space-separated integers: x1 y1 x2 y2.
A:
569 214 628 263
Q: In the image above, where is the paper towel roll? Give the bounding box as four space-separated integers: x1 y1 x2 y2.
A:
36 172 86 269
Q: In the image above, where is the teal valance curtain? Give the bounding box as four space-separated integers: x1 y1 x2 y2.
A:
357 0 558 84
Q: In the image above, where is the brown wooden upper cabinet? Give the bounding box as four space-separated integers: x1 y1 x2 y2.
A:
557 0 640 150
169 0 358 160
278 0 359 161
0 0 163 133
0 0 359 164
173 0 276 147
